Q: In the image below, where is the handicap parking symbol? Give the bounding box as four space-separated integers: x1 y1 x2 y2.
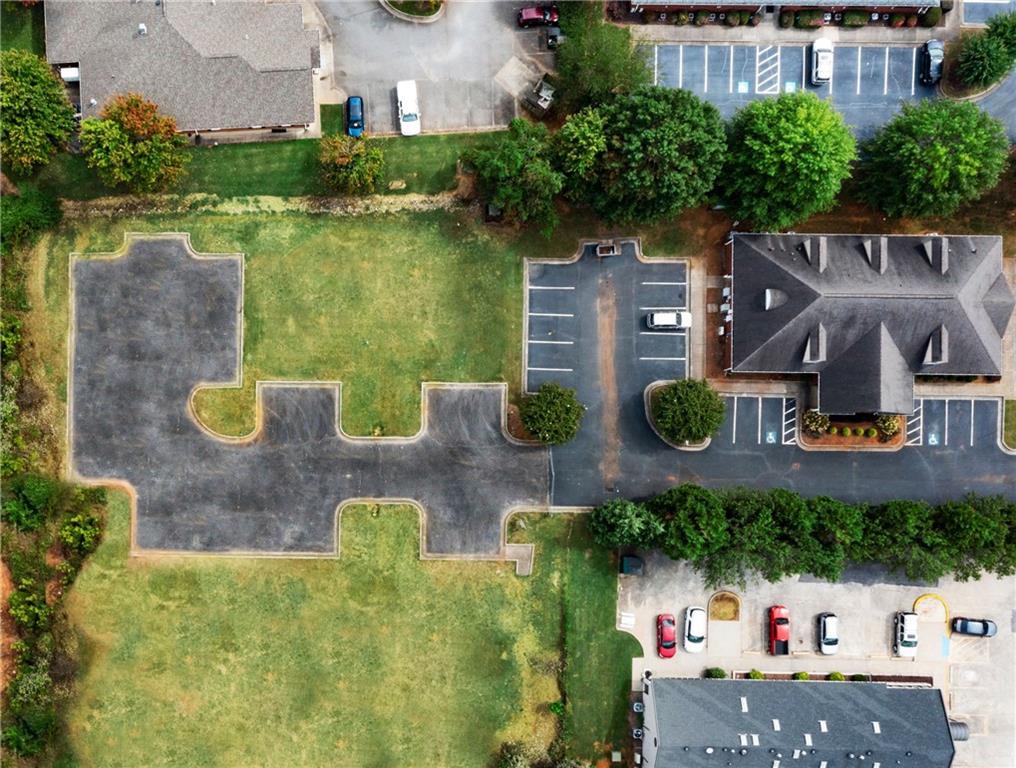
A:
766 431 777 444
737 81 749 94
784 82 797 93
927 433 939 446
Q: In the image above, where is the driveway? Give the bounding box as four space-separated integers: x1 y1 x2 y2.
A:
617 553 1016 768
318 0 553 133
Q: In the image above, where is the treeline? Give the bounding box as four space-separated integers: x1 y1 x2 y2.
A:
589 484 1016 587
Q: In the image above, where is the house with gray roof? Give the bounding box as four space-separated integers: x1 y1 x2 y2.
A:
45 0 318 139
639 676 958 768
728 233 1014 415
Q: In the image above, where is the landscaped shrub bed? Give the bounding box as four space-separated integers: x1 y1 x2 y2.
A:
801 409 903 446
788 8 944 28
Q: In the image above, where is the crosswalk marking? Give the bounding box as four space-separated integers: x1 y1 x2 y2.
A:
756 45 780 94
906 399 924 446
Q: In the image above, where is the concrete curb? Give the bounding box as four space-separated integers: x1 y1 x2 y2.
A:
378 0 445 24
643 380 711 452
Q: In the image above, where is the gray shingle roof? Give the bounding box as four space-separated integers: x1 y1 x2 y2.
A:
45 0 316 132
730 233 1013 415
648 678 955 768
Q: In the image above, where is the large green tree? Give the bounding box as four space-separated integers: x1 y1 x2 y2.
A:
470 118 564 235
0 50 76 175
721 92 856 230
651 378 726 445
319 134 385 195
649 484 728 562
588 498 663 549
556 17 650 110
518 381 585 444
860 100 1009 218
589 87 725 223
956 31 1013 87
79 93 189 192
553 107 607 201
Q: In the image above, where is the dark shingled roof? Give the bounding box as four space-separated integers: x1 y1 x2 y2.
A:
647 678 955 768
730 233 1013 415
45 0 317 132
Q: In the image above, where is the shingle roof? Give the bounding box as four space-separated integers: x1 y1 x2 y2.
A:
648 678 955 768
45 0 316 132
730 233 1013 415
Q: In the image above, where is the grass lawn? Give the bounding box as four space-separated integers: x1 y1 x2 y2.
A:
30 131 504 200
62 495 638 766
0 0 45 54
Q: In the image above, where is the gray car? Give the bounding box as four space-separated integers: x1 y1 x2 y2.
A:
921 40 944 85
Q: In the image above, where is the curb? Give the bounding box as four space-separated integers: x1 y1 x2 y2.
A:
643 381 711 452
378 0 445 24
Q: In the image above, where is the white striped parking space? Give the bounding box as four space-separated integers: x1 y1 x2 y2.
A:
526 280 578 391
756 45 780 94
906 399 924 445
782 397 797 445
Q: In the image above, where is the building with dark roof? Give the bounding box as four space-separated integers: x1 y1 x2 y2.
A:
728 233 1013 415
640 677 957 768
45 0 318 139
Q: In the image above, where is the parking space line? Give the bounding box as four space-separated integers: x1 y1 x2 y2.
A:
906 399 923 446
640 331 684 336
801 46 806 90
755 45 780 95
679 44 684 88
970 398 975 446
529 285 574 291
641 281 685 286
856 47 862 94
829 52 834 94
757 396 762 444
782 397 797 445
704 44 709 92
639 356 685 361
883 47 890 95
528 366 572 372
528 339 573 345
528 312 573 318
731 396 738 444
639 306 682 310
911 47 916 96
729 45 734 93
654 44 659 86
945 399 950 446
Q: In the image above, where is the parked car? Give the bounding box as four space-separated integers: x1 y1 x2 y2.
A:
817 612 839 655
893 611 919 658
521 75 555 118
683 606 707 653
920 39 945 85
811 38 834 85
546 25 563 49
657 613 677 658
517 4 559 27
768 605 790 655
396 80 420 137
346 95 364 138
647 311 692 330
951 617 997 637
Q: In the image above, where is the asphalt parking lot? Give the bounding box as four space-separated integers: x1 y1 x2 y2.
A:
320 0 553 133
963 0 1016 24
617 554 1016 767
649 42 936 135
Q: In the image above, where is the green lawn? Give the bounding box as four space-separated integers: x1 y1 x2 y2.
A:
0 0 45 54
31 131 504 200
62 496 638 766
1006 401 1016 451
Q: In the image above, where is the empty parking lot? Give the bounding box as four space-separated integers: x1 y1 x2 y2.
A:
648 42 936 135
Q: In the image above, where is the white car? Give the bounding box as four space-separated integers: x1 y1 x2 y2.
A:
683 606 707 653
818 612 839 655
811 38 833 85
396 80 421 137
893 611 919 658
647 311 692 330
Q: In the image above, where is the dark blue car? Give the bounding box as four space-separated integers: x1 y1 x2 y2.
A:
346 95 364 137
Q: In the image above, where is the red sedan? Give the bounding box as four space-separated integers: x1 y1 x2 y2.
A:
657 613 677 658
768 605 790 655
517 5 559 27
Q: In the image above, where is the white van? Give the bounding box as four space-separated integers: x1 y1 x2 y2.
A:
811 38 834 86
893 611 919 658
396 80 421 136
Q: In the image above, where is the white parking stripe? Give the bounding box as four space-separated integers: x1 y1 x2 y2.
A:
829 52 834 94
529 285 574 291
528 367 572 372
640 306 681 310
704 44 709 92
970 399 975 446
731 396 738 444
654 44 659 86
679 44 684 88
856 47 862 95
801 46 806 89
642 281 685 286
640 331 684 336
528 312 573 317
945 399 950 446
757 395 762 444
528 340 573 345
639 357 685 361
883 47 889 95
729 45 734 93
911 47 916 96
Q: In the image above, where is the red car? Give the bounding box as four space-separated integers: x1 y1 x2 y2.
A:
517 4 559 27
768 605 790 655
657 613 677 658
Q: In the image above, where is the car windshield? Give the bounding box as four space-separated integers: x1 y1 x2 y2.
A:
403 113 418 122
775 618 788 625
825 637 839 645
901 639 917 647
687 633 704 643
661 638 676 648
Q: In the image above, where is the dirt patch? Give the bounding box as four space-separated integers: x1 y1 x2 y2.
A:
1 560 18 694
506 403 538 443
597 277 620 489
708 591 740 621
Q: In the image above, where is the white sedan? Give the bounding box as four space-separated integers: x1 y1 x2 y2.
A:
684 606 707 653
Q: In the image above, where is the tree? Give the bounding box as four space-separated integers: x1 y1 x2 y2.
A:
589 87 726 223
588 498 663 549
935 496 1010 580
649 484 728 562
956 32 1012 87
79 93 188 192
556 18 650 110
470 118 564 235
721 92 856 230
553 107 606 201
519 381 585 444
859 100 1009 218
0 50 76 175
866 499 950 581
986 11 1016 59
319 134 384 195
652 378 726 445
700 488 780 587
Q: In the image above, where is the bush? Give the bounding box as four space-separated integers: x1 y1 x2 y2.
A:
843 10 868 26
725 12 741 26
8 579 50 632
796 10 824 27
748 668 765 680
828 671 846 681
748 12 761 25
987 11 1016 58
652 379 726 445
853 427 865 437
59 510 103 555
792 671 810 681
704 667 727 679
14 473 61 515
920 7 942 26
695 12 709 25
319 134 385 195
740 11 751 24
875 413 901 439
779 11 793 27
865 427 878 438
957 32 1013 87
548 700 565 717
0 50 76 175
2 497 44 531
890 12 906 27
0 186 61 251
802 410 830 437
827 426 839 436
588 499 662 549
520 381 585 444
850 673 868 682
674 11 689 24
906 14 919 26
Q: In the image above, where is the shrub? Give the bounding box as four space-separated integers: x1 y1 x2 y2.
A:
865 427 878 438
875 413 901 439
853 427 865 437
779 11 793 27
0 50 76 175
725 12 741 26
802 410 830 437
957 32 1013 87
652 379 726 445
704 667 727 679
792 671 810 680
548 700 565 717
588 498 662 549
828 671 846 681
2 497 44 531
906 14 919 26
8 579 50 632
14 473 61 515
850 673 868 682
748 13 761 25
695 12 709 25
987 11 1016 58
674 11 689 24
651 484 728 561
740 11 751 24
920 7 942 26
59 510 103 555
827 426 839 436
0 186 61 251
319 134 385 195
748 668 765 680
796 10 824 27
890 13 906 27
843 10 868 26
520 382 585 444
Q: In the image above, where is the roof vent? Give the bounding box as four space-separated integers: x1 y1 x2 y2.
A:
138 22 147 35
803 323 827 364
740 696 749 713
804 734 813 747
818 720 828 733
772 719 781 732
923 325 949 365
764 288 789 311
871 721 881 734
